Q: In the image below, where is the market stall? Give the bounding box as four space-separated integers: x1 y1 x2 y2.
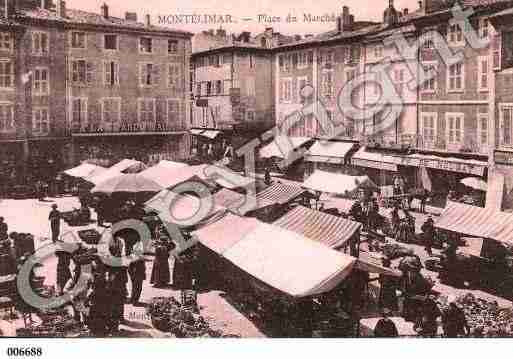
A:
303 170 378 199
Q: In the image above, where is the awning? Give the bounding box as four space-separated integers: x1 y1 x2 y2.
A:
64 163 106 180
305 141 355 164
396 154 487 176
274 206 362 250
254 182 307 208
320 195 355 214
190 129 205 136
140 161 190 184
201 130 221 140
193 214 357 298
110 159 146 173
259 137 312 159
303 170 378 196
485 170 504 211
435 201 513 246
212 188 247 210
351 147 399 172
140 164 210 189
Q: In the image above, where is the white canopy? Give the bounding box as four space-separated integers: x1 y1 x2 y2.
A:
140 164 209 189
259 137 311 159
303 170 377 196
64 163 106 179
193 214 356 297
305 141 355 164
89 159 146 185
140 161 190 184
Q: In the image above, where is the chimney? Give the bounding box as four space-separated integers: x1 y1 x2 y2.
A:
403 8 409 15
145 14 151 26
338 6 353 33
56 0 66 18
125 12 137 22
101 3 108 19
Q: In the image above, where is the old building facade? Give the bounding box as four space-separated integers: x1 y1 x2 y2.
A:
0 0 193 182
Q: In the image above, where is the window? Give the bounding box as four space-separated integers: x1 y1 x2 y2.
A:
168 64 181 90
446 113 464 145
280 78 292 103
206 82 212 96
138 98 156 124
422 32 434 49
104 34 118 50
0 61 13 88
32 31 49 55
298 76 308 103
478 56 489 91
210 55 220 67
104 61 119 86
71 31 86 49
422 62 437 93
323 51 334 67
32 107 49 134
167 99 180 123
447 62 464 92
247 110 255 121
478 113 488 150
139 37 153 53
71 98 87 127
140 63 159 86
0 103 14 132
298 52 308 69
215 80 223 95
374 45 383 59
168 39 178 54
479 18 489 39
501 105 513 147
196 83 201 97
283 54 291 72
421 113 437 148
249 54 254 68
246 77 255 97
101 98 121 123
321 70 334 99
448 23 463 45
33 68 49 95
0 33 12 52
71 60 93 84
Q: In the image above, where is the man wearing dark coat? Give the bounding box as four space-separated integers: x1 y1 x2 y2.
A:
421 215 436 255
374 309 399 338
48 204 61 243
128 257 146 305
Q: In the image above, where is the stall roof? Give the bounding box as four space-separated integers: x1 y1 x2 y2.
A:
320 195 355 214
436 201 513 246
303 170 377 196
212 189 247 210
201 130 221 140
255 182 307 208
190 129 205 136
274 206 362 249
351 147 399 172
64 163 106 179
259 137 312 159
305 141 355 164
140 161 190 183
110 159 145 173
193 214 356 297
89 159 145 185
141 164 211 189
145 190 225 228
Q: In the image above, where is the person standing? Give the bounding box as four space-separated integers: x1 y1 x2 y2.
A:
48 204 61 243
0 217 7 241
128 257 146 305
150 243 170 288
106 266 127 333
442 297 470 338
374 309 399 338
87 268 110 337
378 258 398 312
421 215 436 256
56 251 72 296
419 295 441 338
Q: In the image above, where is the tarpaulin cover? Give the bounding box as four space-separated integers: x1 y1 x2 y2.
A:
303 170 377 196
436 201 513 246
193 214 356 297
274 206 361 249
259 137 311 159
305 141 355 164
64 163 106 179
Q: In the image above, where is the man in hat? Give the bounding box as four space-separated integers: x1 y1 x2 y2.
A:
48 204 61 243
374 308 399 338
442 296 470 337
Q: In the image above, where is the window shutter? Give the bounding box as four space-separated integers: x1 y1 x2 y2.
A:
86 61 94 83
153 64 160 85
308 51 313 64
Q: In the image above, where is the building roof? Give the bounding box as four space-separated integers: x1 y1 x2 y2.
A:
16 7 193 37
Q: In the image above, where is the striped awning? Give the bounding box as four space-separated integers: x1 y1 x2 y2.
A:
255 182 307 208
436 201 513 246
274 206 362 250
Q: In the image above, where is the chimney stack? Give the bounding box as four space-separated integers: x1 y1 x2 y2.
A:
57 0 66 18
338 5 354 33
101 3 108 19
125 12 137 22
145 14 151 27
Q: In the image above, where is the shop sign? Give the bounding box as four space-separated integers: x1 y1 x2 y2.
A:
396 156 486 176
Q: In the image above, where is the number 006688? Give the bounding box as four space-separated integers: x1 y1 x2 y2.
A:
7 347 43 357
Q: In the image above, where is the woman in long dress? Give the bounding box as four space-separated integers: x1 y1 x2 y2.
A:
150 244 170 288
